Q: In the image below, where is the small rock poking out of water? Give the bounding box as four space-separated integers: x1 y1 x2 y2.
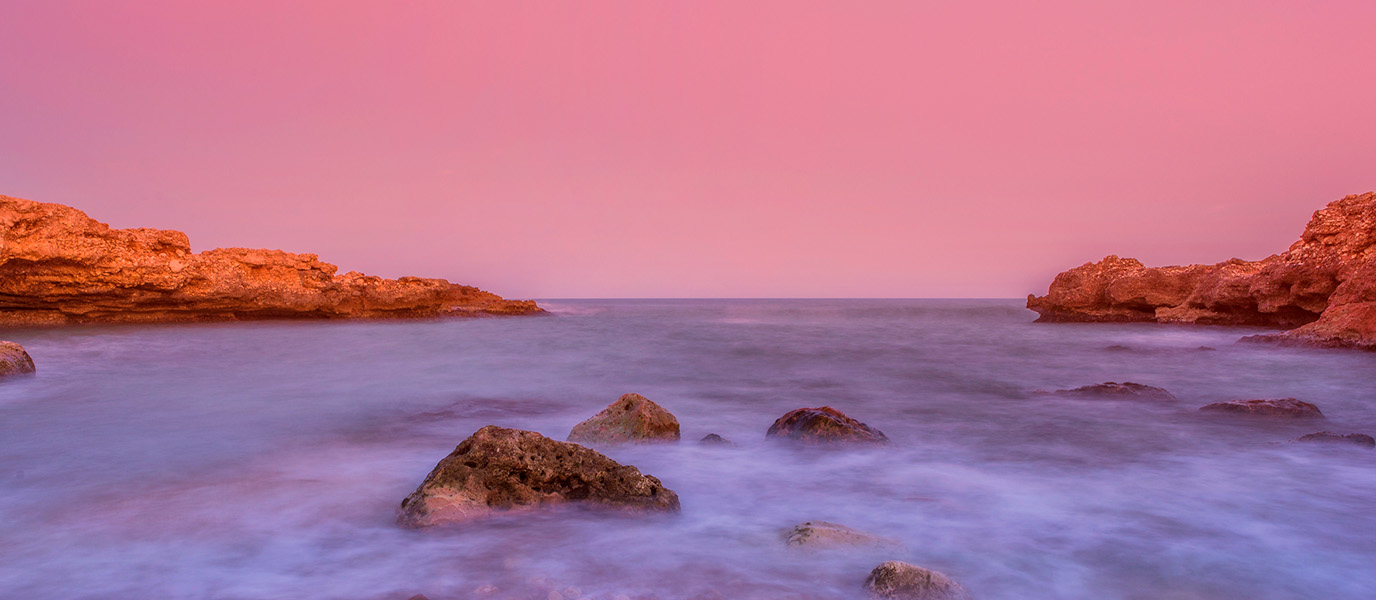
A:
1295 432 1375 448
864 561 971 600
398 425 680 527
785 521 898 549
1199 398 1324 419
568 393 681 444
766 406 889 445
1050 382 1176 402
0 341 36 378
699 433 732 445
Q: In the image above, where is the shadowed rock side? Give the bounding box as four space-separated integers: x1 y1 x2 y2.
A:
1028 192 1376 350
0 341 35 377
568 393 681 444
398 426 679 527
864 561 971 600
766 406 890 445
0 195 541 325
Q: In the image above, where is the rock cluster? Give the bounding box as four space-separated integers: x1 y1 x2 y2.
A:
0 341 35 378
1027 192 1376 350
397 426 679 528
766 406 890 445
0 194 541 325
568 393 681 444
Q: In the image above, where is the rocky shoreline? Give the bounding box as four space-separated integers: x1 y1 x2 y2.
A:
0 194 542 325
1027 192 1376 350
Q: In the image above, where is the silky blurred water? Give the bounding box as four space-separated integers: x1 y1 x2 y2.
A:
1 299 1374 600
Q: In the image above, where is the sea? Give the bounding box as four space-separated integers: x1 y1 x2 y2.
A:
1 299 1374 600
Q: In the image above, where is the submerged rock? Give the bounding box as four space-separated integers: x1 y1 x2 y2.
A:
698 433 732 445
766 406 889 445
1296 432 1375 448
864 561 970 600
1050 382 1176 402
398 426 679 527
1199 398 1324 419
568 393 681 444
784 521 898 549
0 342 35 378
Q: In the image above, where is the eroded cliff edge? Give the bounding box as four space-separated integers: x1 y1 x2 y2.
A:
1027 192 1376 351
0 195 542 325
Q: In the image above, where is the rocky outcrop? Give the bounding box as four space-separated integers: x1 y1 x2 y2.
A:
0 194 541 325
0 341 35 377
1295 432 1375 448
1028 192 1376 350
766 407 890 445
864 561 970 600
784 521 898 549
567 393 681 445
698 433 732 445
398 426 679 527
1049 382 1176 402
1199 398 1324 419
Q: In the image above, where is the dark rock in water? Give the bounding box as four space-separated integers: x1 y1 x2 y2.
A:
784 521 897 549
0 341 35 378
864 561 970 600
699 433 732 445
1296 432 1375 448
1104 344 1133 352
1195 346 1217 351
1051 382 1176 402
766 406 889 445
1199 398 1324 419
398 425 680 527
406 595 430 600
568 393 681 444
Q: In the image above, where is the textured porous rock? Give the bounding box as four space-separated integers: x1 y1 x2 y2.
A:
698 433 732 445
568 393 681 444
766 407 889 445
398 426 679 527
864 561 970 600
1295 432 1375 448
1028 192 1376 350
0 341 35 378
784 521 898 549
1199 398 1324 419
1050 382 1176 402
0 194 541 325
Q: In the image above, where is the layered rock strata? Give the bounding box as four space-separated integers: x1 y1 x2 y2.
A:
1028 193 1376 350
0 194 541 325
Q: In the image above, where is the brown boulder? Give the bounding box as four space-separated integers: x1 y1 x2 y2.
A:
766 407 889 445
864 561 970 600
784 521 898 549
1295 432 1375 448
1029 192 1376 350
0 341 35 378
1199 398 1323 419
398 426 679 527
1050 382 1176 402
568 393 681 444
0 194 541 325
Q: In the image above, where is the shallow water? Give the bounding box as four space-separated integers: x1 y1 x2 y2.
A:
1 299 1374 600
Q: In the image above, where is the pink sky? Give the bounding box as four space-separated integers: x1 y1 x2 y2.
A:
2 1 1374 298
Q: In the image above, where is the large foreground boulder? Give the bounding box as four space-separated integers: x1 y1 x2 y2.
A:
568 393 680 444
766 407 889 445
1199 398 1323 418
785 521 898 549
1049 382 1176 402
864 561 970 600
1295 432 1375 448
398 426 680 527
0 341 35 378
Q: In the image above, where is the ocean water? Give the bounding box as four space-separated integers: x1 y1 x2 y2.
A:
1 299 1374 600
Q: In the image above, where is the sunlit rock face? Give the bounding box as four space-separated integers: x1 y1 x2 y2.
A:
568 393 681 445
0 341 35 378
0 194 541 325
398 426 680 528
1028 192 1376 350
766 406 890 445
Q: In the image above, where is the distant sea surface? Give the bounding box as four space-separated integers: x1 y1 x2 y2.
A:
2 299 1374 599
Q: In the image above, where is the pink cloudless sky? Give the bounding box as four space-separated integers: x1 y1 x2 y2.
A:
2 0 1374 298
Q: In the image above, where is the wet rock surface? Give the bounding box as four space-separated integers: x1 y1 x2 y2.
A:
1049 382 1176 402
398 426 680 527
864 561 970 600
567 393 681 444
1295 432 1375 448
1028 192 1376 351
0 194 541 325
784 521 897 549
766 406 889 445
0 341 35 378
1199 398 1324 419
